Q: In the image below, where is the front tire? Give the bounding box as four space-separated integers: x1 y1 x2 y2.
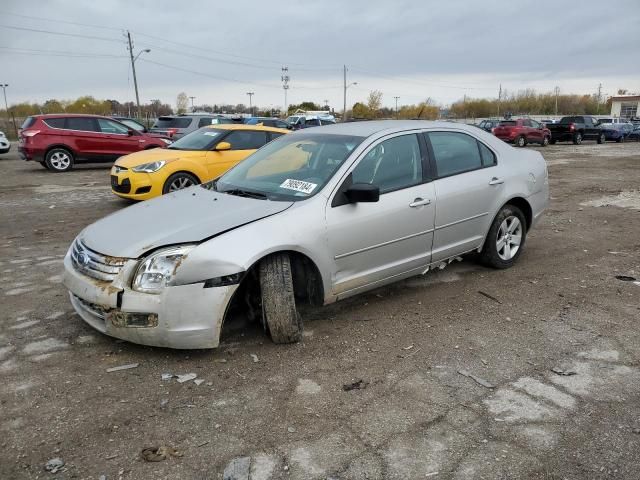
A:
615 135 623 143
479 205 527 269
45 148 74 172
259 253 302 344
515 135 526 148
541 135 550 147
162 172 199 194
573 132 583 145
598 133 606 144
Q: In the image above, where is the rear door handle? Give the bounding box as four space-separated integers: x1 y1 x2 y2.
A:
409 198 431 208
489 177 504 185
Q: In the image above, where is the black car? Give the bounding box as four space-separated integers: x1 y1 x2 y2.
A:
476 119 502 132
627 124 640 141
547 116 605 145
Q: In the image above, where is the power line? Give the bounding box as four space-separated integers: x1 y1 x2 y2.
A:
0 46 126 58
349 66 495 91
3 11 124 31
0 24 122 43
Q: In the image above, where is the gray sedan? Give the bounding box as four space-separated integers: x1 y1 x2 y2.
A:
63 121 548 349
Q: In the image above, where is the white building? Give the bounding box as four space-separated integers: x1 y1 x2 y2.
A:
610 95 640 120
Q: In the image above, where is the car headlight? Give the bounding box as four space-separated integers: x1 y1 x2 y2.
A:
132 161 166 173
132 245 194 294
160 138 173 145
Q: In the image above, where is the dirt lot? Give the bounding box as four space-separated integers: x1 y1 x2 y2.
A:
1 141 639 480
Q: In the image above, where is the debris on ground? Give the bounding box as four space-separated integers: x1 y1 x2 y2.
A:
159 399 169 408
176 373 197 383
194 379 204 386
632 428 640 434
615 275 637 282
223 456 251 480
478 290 502 304
140 445 183 462
250 353 259 363
106 363 139 373
402 345 414 350
457 369 495 388
45 457 65 473
343 379 369 391
161 373 174 380
287 426 296 433
551 367 577 376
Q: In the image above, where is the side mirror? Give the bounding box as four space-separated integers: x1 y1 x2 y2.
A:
127 128 134 136
215 141 231 151
345 183 380 203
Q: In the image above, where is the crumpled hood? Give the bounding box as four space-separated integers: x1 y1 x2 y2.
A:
80 187 293 258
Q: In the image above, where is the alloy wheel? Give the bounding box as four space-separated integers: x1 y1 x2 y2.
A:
168 176 195 191
496 215 522 261
50 152 71 170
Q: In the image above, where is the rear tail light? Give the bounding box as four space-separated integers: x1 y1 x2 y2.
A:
22 130 41 137
166 128 178 137
569 123 575 132
491 127 496 133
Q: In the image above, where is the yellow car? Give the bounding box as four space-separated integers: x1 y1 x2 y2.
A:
110 124 289 200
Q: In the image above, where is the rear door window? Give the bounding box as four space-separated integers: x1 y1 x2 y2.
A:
478 142 497 166
225 130 268 150
428 132 484 178
65 117 98 132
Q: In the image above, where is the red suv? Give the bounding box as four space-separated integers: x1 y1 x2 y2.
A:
492 118 551 147
19 114 172 172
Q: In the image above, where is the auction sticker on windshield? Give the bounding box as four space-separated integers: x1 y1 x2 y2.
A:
280 179 317 194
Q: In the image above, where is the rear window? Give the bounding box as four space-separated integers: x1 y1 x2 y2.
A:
498 121 517 126
43 118 66 128
560 116 582 124
153 117 192 129
21 117 36 129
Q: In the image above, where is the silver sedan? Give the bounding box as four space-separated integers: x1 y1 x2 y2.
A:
63 121 548 349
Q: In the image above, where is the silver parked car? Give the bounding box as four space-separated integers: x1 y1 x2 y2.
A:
63 121 548 349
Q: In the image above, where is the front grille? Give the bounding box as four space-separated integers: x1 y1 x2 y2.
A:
71 239 126 282
111 176 131 193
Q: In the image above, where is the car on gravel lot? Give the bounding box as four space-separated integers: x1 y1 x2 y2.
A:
0 130 9 154
18 114 172 172
476 119 502 132
546 115 605 145
110 124 289 200
492 118 551 147
150 113 234 139
63 120 548 349
628 124 640 141
600 123 634 143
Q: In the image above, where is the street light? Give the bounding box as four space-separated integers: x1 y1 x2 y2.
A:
246 92 255 116
394 96 400 119
0 84 9 120
343 81 357 121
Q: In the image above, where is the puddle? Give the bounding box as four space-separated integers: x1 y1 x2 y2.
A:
615 275 636 282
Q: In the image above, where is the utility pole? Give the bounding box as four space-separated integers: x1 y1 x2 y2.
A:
126 31 141 120
246 92 254 116
343 65 347 121
0 84 9 121
554 86 560 116
189 96 196 112
281 67 289 116
497 84 502 118
596 83 602 114
394 96 400 119
323 99 329 110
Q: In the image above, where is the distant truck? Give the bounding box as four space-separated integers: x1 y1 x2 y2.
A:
546 116 605 145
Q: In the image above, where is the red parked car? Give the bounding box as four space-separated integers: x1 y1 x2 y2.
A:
18 114 172 172
492 118 551 147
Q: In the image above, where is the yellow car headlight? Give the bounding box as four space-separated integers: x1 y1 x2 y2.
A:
132 161 166 173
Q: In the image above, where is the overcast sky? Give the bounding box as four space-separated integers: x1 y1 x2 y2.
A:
1 0 639 111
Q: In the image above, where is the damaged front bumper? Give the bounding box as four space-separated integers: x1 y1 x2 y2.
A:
63 252 238 349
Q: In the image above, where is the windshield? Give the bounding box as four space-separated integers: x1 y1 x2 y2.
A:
119 119 145 131
559 116 581 124
286 116 301 124
167 128 225 150
209 133 365 201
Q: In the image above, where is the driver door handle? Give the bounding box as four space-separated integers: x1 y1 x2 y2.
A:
409 198 431 208
489 177 504 185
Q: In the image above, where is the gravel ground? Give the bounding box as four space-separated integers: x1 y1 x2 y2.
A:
1 141 639 479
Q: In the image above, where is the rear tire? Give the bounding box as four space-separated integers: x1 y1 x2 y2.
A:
259 253 302 344
45 148 74 172
598 133 606 144
479 205 527 269
573 132 583 145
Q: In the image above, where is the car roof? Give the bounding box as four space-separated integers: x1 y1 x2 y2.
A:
32 114 114 118
202 124 289 133
298 120 482 137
